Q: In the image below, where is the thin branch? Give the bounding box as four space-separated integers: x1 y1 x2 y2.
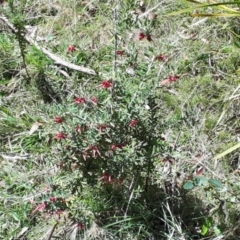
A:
112 7 118 99
47 222 58 240
113 8 118 74
0 15 97 76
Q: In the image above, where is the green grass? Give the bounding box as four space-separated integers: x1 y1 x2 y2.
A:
0 0 240 239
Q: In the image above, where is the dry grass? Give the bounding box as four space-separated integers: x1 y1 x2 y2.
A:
1 0 240 239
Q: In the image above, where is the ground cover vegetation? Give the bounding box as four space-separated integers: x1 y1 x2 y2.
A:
0 0 240 239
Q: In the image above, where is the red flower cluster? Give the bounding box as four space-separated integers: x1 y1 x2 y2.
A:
162 158 174 165
139 32 146 40
49 197 56 202
139 32 152 41
116 50 124 56
129 119 138 127
168 75 179 82
194 166 205 176
75 125 81 133
101 80 112 89
99 172 112 183
74 97 86 104
85 145 101 158
160 75 180 86
32 202 47 214
111 144 125 151
155 54 166 61
99 172 124 187
82 152 89 161
67 45 76 53
54 116 64 124
49 197 66 203
91 97 98 105
77 222 84 230
55 132 67 140
98 124 107 132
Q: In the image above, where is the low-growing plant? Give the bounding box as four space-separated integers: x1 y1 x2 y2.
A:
1 0 240 239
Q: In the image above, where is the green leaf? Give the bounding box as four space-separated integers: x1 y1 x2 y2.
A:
11 212 20 222
213 226 222 236
201 217 213 236
191 13 240 17
193 176 208 186
183 181 194 190
208 179 223 188
201 224 209 236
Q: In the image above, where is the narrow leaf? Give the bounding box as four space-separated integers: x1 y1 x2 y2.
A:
168 1 240 16
208 179 223 188
213 143 240 160
191 13 240 17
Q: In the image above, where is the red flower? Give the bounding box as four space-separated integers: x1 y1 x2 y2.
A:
91 97 98 105
49 197 65 203
32 202 47 214
67 45 76 53
101 80 112 89
111 144 125 150
118 143 125 149
76 125 81 133
116 50 124 56
99 172 112 183
54 116 63 124
129 119 139 127
85 146 101 158
74 97 86 104
55 132 67 140
111 144 117 151
155 54 165 61
162 158 174 164
168 75 179 82
82 152 89 161
195 166 205 176
49 197 56 202
160 75 180 86
139 32 146 40
77 222 84 230
98 124 107 132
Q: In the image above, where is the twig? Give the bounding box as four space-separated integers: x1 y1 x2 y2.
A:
0 152 31 160
111 7 118 100
113 8 118 75
47 222 58 240
0 15 96 76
